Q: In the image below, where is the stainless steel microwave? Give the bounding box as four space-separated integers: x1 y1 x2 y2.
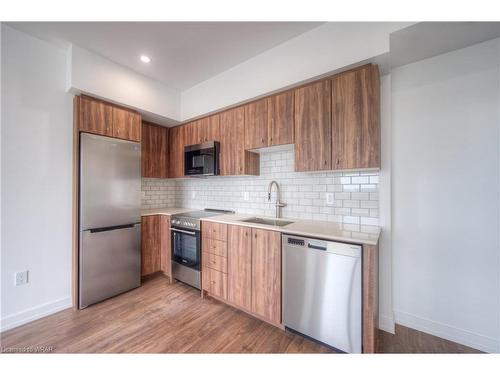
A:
184 141 220 176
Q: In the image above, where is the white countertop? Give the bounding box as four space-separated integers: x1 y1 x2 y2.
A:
141 207 190 216
141 208 380 246
201 213 380 246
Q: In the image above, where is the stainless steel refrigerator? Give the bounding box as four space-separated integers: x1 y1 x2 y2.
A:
79 133 141 309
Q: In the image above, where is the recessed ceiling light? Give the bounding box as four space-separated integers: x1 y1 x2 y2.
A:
140 55 151 63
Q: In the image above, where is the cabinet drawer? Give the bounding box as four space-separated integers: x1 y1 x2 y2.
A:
202 237 228 257
203 251 227 273
202 221 227 241
203 267 227 300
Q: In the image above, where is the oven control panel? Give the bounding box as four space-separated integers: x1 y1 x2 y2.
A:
171 217 200 231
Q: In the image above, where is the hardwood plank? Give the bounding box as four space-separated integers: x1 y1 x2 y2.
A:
251 229 281 325
1 274 482 354
227 225 252 311
267 91 294 146
294 80 332 171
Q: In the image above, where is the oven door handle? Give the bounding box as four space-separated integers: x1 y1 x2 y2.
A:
170 228 197 236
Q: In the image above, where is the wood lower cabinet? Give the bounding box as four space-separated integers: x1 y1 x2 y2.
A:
332 64 380 170
220 107 259 176
227 225 252 311
251 228 281 324
168 125 185 178
204 222 281 326
141 215 171 277
141 215 161 276
267 91 294 146
141 121 169 178
112 106 141 142
78 96 113 137
244 98 268 150
294 80 332 171
159 216 171 277
202 221 228 300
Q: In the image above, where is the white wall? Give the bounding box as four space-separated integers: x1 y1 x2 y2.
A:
1 25 73 331
181 22 411 120
67 44 181 124
391 38 500 353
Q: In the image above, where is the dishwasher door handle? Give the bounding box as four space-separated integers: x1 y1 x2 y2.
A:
307 243 327 251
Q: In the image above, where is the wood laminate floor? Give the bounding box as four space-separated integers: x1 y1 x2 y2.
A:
0 274 481 354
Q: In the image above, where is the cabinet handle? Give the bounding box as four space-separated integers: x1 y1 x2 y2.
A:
324 160 327 165
254 233 257 239
336 158 340 165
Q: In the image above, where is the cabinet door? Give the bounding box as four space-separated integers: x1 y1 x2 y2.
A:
332 65 380 169
184 120 202 146
227 225 252 311
160 216 171 276
209 268 228 300
199 114 220 143
141 122 168 178
268 91 294 146
244 98 268 150
220 107 245 175
168 125 185 178
251 229 281 324
79 96 113 136
141 215 161 276
294 80 332 171
112 107 141 141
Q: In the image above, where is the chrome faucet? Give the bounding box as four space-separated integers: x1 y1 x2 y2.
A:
267 180 286 218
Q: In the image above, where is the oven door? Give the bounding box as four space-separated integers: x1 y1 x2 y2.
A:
171 227 201 270
184 141 219 176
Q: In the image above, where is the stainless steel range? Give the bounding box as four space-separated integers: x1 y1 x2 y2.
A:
170 209 233 289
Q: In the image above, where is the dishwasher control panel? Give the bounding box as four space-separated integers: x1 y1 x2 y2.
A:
287 237 305 246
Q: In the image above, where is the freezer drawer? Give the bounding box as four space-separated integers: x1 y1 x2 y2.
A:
79 224 141 308
283 234 362 353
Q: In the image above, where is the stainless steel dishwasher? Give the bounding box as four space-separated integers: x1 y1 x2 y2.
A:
282 234 362 353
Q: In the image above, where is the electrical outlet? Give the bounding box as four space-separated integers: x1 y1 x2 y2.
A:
243 192 250 201
326 193 335 206
15 270 29 286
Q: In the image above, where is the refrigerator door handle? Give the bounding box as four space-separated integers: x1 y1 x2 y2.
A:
88 223 140 233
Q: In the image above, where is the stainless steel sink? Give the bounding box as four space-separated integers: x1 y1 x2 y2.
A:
240 217 294 227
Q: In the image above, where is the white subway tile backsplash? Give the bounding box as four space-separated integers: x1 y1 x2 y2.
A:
142 149 379 224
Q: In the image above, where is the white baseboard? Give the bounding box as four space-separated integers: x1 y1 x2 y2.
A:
378 314 395 334
394 310 500 353
0 297 72 333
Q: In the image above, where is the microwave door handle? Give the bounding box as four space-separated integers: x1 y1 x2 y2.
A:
170 228 197 236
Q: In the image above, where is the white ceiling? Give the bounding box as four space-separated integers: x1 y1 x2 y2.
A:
8 22 322 90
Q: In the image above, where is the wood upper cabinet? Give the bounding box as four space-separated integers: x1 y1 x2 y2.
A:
244 98 268 150
227 225 252 311
267 91 294 146
220 107 259 176
168 125 185 178
112 106 141 141
294 80 332 171
251 228 281 324
199 115 220 143
77 95 141 142
141 215 161 276
184 120 202 146
142 121 168 178
332 64 380 170
78 96 113 137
